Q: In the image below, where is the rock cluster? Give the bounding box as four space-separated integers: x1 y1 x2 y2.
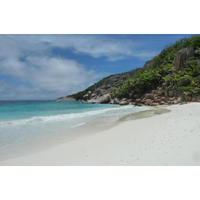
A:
81 91 111 104
131 90 181 106
57 47 200 106
80 87 200 106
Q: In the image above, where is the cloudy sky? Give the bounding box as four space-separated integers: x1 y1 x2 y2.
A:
0 34 194 100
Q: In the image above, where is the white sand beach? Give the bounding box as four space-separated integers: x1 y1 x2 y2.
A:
1 103 200 166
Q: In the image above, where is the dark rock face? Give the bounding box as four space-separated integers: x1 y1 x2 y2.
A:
172 48 195 73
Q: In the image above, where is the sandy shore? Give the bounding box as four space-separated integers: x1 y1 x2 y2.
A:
1 103 200 166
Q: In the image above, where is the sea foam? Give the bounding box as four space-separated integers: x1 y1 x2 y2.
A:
0 105 146 126
0 102 153 161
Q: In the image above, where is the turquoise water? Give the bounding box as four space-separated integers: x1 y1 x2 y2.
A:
0 100 152 161
0 100 118 122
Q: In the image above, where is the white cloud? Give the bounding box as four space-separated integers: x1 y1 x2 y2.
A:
0 34 156 61
0 35 109 99
38 34 156 61
0 34 158 99
0 56 101 99
25 56 99 92
0 80 56 100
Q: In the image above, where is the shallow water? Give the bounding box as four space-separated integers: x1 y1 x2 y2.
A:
0 100 153 161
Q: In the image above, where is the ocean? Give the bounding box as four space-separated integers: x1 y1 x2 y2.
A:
0 100 152 161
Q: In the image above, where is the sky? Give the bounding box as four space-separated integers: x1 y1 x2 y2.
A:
0 34 194 100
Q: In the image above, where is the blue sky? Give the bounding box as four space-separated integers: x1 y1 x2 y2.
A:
0 34 194 100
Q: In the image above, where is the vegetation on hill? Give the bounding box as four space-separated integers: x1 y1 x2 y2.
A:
110 35 200 100
71 77 108 100
71 68 142 100
69 35 200 101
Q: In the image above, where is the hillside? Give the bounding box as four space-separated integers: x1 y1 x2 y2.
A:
57 35 200 105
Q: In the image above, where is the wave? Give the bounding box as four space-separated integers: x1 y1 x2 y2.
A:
71 122 86 128
0 105 145 126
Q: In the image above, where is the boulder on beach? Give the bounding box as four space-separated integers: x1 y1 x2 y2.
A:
119 100 129 106
95 94 111 104
114 98 120 104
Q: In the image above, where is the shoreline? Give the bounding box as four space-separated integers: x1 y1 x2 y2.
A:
1 103 200 166
0 104 153 162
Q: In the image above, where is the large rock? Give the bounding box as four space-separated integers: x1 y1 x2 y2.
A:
159 101 165 105
114 98 120 104
161 97 165 101
172 48 195 73
192 98 199 102
109 100 114 104
135 98 142 103
145 93 154 100
91 93 96 98
141 98 146 103
95 94 111 104
119 100 129 106
169 97 175 101
154 98 161 102
87 91 92 98
83 94 89 100
145 99 153 105
93 88 107 96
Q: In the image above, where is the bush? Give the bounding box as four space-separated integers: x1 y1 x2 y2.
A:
188 35 200 48
178 75 192 86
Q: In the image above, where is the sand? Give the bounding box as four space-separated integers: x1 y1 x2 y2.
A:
1 103 200 166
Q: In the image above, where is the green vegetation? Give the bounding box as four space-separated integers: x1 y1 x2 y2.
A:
72 77 108 100
71 35 200 101
111 35 200 99
163 63 200 98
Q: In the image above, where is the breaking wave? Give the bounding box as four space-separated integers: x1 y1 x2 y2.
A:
0 105 150 126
